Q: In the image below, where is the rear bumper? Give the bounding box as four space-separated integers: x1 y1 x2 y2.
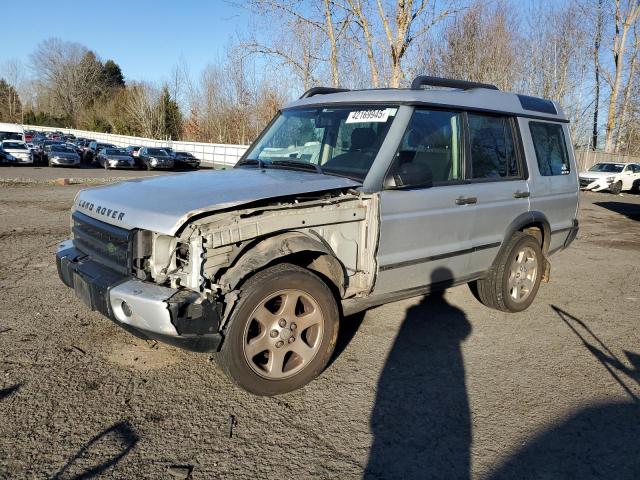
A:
56 240 223 353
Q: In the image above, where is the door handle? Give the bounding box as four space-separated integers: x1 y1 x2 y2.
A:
455 196 478 205
513 191 530 198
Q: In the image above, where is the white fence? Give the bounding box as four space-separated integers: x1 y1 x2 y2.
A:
23 124 248 168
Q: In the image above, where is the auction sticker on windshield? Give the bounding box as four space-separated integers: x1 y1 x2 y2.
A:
346 108 395 124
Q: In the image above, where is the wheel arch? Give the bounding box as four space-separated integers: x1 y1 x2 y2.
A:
503 211 551 253
218 231 347 298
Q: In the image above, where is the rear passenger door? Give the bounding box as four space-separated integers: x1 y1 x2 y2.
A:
522 120 578 252
464 113 531 274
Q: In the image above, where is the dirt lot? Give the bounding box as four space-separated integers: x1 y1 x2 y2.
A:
1 173 639 479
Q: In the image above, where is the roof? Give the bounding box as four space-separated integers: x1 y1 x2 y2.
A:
284 84 567 123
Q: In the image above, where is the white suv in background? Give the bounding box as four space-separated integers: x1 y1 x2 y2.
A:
1 140 33 164
579 162 640 194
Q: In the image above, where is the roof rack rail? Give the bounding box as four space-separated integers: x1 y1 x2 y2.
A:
411 76 499 91
300 87 350 99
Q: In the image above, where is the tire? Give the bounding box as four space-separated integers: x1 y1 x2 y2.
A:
145 162 152 171
610 180 623 195
469 232 543 313
216 263 339 395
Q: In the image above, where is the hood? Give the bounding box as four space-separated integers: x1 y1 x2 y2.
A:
579 170 620 179
106 154 134 161
73 168 361 235
50 151 79 159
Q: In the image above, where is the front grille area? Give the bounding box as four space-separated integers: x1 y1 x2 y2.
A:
72 211 133 275
580 178 595 186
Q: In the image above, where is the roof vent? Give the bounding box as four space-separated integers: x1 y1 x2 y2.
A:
516 94 557 115
411 76 499 91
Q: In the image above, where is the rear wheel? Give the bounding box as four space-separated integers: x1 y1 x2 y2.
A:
610 180 623 194
470 232 543 312
216 263 339 395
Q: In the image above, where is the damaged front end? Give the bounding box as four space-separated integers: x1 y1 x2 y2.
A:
56 185 377 353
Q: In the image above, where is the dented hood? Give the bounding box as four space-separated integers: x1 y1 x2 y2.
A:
72 168 361 235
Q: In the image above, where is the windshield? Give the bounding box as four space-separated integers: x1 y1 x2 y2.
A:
51 145 74 153
2 142 26 150
243 105 398 181
0 132 23 141
104 148 127 155
589 163 624 173
148 148 169 155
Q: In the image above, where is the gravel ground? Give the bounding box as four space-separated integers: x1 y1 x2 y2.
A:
0 179 639 479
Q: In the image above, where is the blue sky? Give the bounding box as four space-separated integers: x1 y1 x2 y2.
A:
1 0 247 82
1 0 569 84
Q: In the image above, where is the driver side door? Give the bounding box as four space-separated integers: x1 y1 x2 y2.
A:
374 108 477 294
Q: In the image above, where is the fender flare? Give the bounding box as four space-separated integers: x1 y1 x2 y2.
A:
503 211 551 253
218 231 347 295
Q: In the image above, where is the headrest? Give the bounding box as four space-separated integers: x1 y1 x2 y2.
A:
351 128 376 150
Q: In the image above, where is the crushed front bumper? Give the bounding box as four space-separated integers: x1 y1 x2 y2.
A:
579 177 613 192
56 240 223 352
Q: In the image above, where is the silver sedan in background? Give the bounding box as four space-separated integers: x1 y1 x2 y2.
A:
47 144 81 167
96 147 137 169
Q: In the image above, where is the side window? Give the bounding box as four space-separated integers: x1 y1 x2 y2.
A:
387 109 462 188
467 113 519 179
529 122 570 176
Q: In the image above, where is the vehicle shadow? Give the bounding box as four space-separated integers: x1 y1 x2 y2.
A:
593 201 640 221
488 400 640 479
364 268 472 479
327 311 366 369
50 421 139 480
551 305 639 401
0 384 21 400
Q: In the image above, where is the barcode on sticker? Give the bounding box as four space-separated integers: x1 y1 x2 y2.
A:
346 109 390 124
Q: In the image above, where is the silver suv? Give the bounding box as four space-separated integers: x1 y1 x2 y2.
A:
56 76 579 395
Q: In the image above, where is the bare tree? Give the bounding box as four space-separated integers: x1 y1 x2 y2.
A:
123 82 165 138
603 0 640 151
1 59 25 122
593 0 604 150
30 38 104 123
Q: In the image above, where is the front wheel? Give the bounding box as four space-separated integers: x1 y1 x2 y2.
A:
469 232 543 313
216 263 339 395
610 180 623 195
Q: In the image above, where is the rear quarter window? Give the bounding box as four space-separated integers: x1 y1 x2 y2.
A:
529 122 570 176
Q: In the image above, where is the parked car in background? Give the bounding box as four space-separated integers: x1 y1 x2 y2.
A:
579 162 640 194
1 140 33 164
24 131 34 143
173 151 200 169
96 147 136 169
125 145 142 157
86 141 116 163
34 140 65 163
0 147 17 164
137 147 174 170
47 144 81 167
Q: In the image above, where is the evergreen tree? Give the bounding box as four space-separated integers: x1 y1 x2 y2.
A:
0 78 22 122
160 85 182 140
101 60 125 89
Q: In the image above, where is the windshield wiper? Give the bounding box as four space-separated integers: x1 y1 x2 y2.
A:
271 159 323 174
236 158 265 168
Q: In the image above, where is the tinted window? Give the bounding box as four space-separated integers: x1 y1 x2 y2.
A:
388 109 462 187
529 122 570 176
147 148 169 155
2 142 26 149
468 114 518 179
